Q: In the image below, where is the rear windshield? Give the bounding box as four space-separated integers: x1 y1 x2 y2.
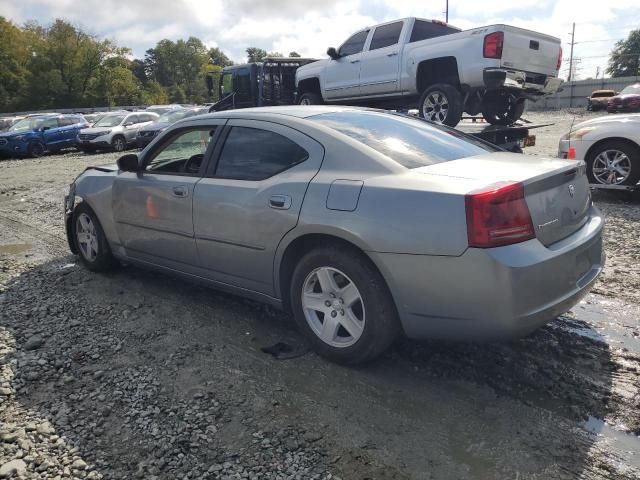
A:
310 111 496 168
621 84 640 95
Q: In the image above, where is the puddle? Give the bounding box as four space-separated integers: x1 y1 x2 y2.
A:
0 243 32 254
583 416 640 468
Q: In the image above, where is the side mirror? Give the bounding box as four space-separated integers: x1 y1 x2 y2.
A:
41 126 51 131
117 153 140 172
124 121 134 127
327 47 340 60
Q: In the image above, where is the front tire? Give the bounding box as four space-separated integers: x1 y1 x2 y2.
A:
418 83 463 127
586 140 640 186
481 93 525 125
298 92 323 105
72 202 118 272
27 140 45 158
290 245 400 364
111 135 126 152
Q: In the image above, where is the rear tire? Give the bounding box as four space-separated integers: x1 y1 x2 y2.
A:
72 202 119 272
298 92 323 105
290 245 400 364
418 83 463 127
481 93 525 125
586 140 640 186
27 140 45 158
111 135 126 152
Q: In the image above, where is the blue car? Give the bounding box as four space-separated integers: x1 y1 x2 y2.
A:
0 114 89 158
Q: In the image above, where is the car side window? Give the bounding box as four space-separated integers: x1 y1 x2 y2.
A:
58 117 73 127
140 114 155 122
215 127 309 181
145 128 217 175
409 20 458 42
339 30 369 57
41 118 60 129
369 22 403 50
127 115 139 125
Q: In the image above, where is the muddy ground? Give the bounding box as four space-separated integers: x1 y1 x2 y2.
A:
0 110 639 479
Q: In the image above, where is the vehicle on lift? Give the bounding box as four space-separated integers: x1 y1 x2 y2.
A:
296 17 563 127
210 58 544 152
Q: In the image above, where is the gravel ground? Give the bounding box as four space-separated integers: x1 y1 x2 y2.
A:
1 110 639 479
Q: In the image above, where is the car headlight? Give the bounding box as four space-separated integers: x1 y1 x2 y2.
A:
568 127 595 140
98 130 111 136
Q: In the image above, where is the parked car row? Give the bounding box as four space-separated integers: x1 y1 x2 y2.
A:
0 105 210 158
586 84 640 113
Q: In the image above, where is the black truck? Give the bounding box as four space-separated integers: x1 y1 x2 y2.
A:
208 57 543 152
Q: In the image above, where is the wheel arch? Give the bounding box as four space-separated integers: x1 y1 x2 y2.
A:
274 229 396 314
584 136 640 162
297 77 322 97
416 57 461 93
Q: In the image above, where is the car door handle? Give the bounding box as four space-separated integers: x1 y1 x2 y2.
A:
269 195 291 210
350 59 360 64
172 186 188 198
386 52 398 57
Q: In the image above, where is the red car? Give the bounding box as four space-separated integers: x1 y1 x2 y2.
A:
608 83 640 113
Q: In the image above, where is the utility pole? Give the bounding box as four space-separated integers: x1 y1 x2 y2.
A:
568 22 575 107
445 0 449 23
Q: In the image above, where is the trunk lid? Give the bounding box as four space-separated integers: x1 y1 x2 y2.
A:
417 152 591 246
498 25 561 76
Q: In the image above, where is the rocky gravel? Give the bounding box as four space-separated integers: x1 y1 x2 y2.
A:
1 111 640 479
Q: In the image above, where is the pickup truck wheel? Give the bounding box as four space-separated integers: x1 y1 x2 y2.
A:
481 94 525 125
586 140 640 186
298 92 323 105
418 84 463 127
27 140 45 158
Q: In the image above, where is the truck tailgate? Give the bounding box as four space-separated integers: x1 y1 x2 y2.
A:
500 25 561 76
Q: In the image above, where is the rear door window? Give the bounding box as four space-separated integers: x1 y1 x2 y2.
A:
369 22 403 50
214 127 309 180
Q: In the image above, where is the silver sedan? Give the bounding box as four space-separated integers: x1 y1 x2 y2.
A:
65 106 604 364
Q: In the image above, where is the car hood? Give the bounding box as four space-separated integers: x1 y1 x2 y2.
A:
611 93 640 101
569 112 640 130
140 122 169 132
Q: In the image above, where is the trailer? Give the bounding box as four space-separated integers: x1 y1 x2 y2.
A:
209 58 545 152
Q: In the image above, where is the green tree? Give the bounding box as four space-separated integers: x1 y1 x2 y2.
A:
246 47 267 63
289 51 301 57
142 80 169 105
607 29 640 77
0 17 32 112
208 47 233 67
90 57 142 106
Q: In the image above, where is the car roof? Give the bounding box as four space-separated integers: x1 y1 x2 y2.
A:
201 105 368 121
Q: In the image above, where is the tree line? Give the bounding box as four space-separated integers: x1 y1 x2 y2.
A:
0 17 301 113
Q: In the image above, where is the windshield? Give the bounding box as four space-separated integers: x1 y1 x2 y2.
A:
591 91 614 98
94 115 125 127
9 117 43 132
310 111 496 168
621 84 640 95
157 110 193 123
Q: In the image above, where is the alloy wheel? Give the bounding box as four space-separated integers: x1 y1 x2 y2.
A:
422 91 449 124
301 266 365 348
592 149 632 184
76 213 99 262
113 138 125 152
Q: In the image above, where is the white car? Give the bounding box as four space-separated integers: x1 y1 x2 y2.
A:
558 114 640 186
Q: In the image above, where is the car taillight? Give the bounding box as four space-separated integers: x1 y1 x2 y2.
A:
483 31 504 59
556 46 563 70
465 182 535 248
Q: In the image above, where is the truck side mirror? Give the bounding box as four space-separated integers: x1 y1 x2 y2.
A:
327 47 340 60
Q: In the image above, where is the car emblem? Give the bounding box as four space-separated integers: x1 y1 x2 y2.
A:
568 184 575 197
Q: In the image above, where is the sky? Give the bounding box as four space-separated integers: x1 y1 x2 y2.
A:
1 0 639 80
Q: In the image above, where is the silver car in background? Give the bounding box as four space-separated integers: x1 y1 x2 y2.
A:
65 106 604 364
76 111 159 152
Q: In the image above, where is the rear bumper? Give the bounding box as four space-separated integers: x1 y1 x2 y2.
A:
370 206 604 341
483 68 562 95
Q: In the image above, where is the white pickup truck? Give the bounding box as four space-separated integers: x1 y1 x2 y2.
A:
295 17 563 127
